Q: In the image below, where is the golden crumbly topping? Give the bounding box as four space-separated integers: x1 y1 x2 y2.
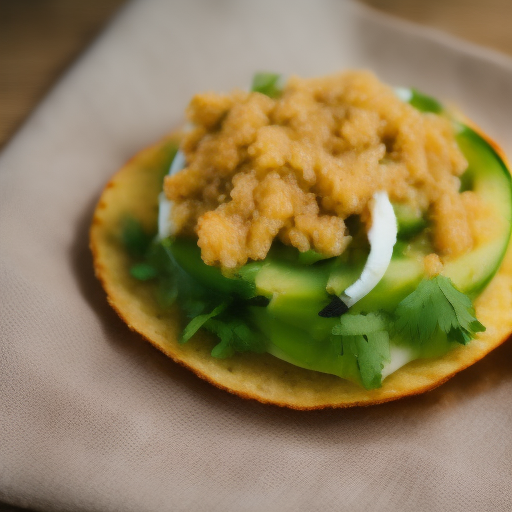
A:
164 70 472 268
423 253 444 278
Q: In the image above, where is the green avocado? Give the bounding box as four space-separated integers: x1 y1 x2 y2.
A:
394 203 428 240
167 237 257 299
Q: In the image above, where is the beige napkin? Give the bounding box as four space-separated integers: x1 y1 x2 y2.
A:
1 1 512 511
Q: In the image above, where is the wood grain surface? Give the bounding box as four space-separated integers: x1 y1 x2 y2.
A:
0 0 127 149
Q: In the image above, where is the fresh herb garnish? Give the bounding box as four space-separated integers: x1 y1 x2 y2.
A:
180 303 266 358
328 276 486 388
121 220 485 388
121 217 153 258
205 316 266 358
123 233 266 358
408 88 443 114
333 312 389 336
181 303 228 344
251 72 282 98
332 312 391 389
394 275 485 345
129 263 159 281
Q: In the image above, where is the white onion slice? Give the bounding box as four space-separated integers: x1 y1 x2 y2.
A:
158 193 175 239
341 191 397 307
168 150 186 176
394 87 413 103
157 150 186 239
381 344 415 380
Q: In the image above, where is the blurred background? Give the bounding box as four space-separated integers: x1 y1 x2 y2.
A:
1 0 512 150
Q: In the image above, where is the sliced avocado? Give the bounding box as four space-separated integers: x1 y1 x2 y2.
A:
266 291 336 341
393 203 428 239
254 259 332 299
349 258 424 314
168 237 335 301
297 249 333 265
400 91 512 296
167 237 257 299
326 257 365 296
326 253 424 315
444 126 512 296
249 306 362 385
325 124 511 312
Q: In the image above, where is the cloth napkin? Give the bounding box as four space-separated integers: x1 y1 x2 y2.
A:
1 1 512 511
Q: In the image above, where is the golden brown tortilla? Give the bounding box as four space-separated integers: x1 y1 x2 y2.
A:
90 132 512 409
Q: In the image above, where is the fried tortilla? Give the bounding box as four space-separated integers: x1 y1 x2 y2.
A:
90 131 512 409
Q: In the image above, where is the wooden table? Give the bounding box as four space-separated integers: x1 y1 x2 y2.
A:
1 0 512 150
0 0 126 149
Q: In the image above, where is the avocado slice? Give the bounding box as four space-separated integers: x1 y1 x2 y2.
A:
393 203 428 240
444 126 512 296
167 237 258 299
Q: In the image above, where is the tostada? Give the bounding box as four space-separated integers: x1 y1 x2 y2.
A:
90 71 512 409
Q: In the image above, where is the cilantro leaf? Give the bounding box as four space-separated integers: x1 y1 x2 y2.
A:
205 317 266 359
344 332 391 389
332 312 389 336
155 276 178 308
394 275 485 345
129 263 158 281
331 313 391 389
121 217 153 258
408 88 443 114
436 275 486 343
251 73 282 98
180 303 227 344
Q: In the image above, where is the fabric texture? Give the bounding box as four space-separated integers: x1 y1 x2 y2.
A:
1 1 512 511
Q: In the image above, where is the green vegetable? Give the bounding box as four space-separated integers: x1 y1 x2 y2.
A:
394 275 485 345
205 317 266 358
181 303 227 343
121 217 153 258
297 249 333 265
444 125 512 296
393 203 428 240
129 263 158 281
251 73 282 98
332 313 391 389
332 312 389 336
168 237 257 299
408 88 443 114
343 334 390 390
